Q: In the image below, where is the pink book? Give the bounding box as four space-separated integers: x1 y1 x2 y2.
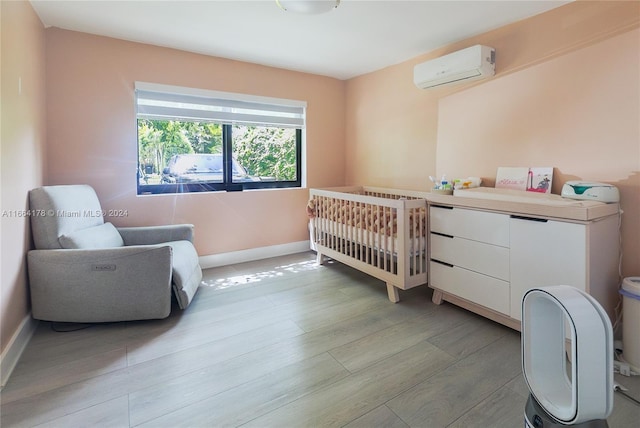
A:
496 167 528 191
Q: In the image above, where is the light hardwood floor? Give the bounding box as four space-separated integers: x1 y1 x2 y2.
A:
1 252 638 427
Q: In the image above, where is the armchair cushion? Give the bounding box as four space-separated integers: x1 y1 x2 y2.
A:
59 222 125 249
29 185 104 249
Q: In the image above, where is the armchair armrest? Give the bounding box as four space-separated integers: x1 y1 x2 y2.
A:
117 224 194 245
27 245 173 322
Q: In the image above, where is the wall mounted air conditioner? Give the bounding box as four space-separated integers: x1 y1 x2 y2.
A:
414 45 495 89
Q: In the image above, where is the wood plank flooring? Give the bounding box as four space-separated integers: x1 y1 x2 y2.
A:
1 251 638 427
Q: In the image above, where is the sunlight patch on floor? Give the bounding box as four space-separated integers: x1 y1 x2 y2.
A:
201 259 325 291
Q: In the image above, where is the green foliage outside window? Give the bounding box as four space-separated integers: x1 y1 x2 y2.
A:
233 126 297 180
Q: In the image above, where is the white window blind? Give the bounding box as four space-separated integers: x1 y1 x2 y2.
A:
135 82 306 128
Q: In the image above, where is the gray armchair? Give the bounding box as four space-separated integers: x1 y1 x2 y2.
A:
27 185 202 322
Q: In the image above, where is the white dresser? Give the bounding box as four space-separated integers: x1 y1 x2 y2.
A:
426 189 620 330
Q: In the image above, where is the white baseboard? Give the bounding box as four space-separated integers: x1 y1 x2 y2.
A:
199 240 311 269
1 315 38 389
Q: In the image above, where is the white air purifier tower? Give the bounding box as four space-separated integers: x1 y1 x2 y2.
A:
522 286 614 427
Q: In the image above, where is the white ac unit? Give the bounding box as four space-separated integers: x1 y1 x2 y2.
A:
414 45 495 89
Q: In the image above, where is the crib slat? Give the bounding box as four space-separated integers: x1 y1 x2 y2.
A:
412 208 416 276
383 205 388 272
420 207 425 273
356 201 362 263
366 203 371 265
391 207 396 274
376 204 381 270
349 201 355 257
416 207 421 274
384 205 389 272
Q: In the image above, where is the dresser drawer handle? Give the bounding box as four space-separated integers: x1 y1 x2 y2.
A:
510 215 548 223
431 259 454 268
431 232 453 238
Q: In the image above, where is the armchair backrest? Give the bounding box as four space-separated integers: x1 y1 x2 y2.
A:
29 185 105 249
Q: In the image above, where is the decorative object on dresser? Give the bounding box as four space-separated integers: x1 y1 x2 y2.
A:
495 166 553 193
27 184 203 323
308 186 430 302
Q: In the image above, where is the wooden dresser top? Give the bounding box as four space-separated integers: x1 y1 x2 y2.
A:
426 188 619 222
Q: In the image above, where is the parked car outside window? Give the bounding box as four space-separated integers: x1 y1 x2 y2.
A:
161 154 259 184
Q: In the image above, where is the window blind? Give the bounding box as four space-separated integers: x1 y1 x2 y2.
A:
135 82 306 128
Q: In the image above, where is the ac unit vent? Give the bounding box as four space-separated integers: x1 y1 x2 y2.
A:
414 45 495 89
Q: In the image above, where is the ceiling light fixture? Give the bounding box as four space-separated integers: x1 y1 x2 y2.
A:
276 0 340 15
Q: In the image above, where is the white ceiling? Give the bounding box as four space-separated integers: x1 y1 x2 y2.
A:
30 0 570 80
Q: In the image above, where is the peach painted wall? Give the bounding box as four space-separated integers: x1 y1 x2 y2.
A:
437 28 639 277
345 1 639 277
1 2 46 357
45 29 345 257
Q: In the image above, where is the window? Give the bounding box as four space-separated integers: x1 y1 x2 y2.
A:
135 82 305 195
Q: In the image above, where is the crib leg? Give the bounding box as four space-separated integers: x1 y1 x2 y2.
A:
316 252 326 265
432 289 444 305
386 283 400 303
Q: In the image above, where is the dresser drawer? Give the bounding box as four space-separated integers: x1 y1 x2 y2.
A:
430 206 509 247
430 261 510 315
430 233 509 281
